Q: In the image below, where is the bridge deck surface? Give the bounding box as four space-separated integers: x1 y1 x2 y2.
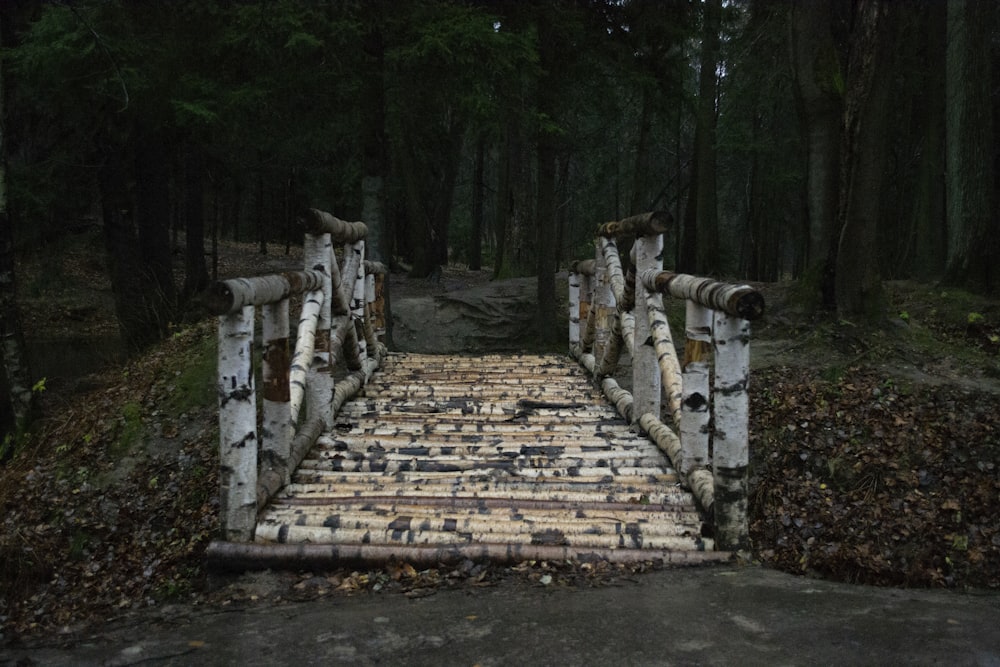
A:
256 353 727 565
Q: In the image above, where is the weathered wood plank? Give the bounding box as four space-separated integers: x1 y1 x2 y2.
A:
206 541 731 571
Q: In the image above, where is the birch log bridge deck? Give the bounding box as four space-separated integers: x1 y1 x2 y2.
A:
205 208 763 571
241 352 724 567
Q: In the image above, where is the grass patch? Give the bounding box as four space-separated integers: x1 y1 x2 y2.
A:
115 401 144 455
167 333 217 414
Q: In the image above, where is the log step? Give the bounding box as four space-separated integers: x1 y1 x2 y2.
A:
253 352 720 565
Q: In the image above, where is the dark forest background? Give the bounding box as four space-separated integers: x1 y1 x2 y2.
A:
1 0 998 436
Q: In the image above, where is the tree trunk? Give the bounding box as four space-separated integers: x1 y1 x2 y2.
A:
679 150 698 275
361 21 392 345
469 133 485 271
943 0 998 292
629 90 653 216
100 150 158 352
0 8 33 435
134 125 176 337
495 110 534 279
535 15 559 346
256 157 267 256
912 0 947 281
492 118 510 279
790 0 843 307
693 0 722 276
835 0 891 321
182 143 208 301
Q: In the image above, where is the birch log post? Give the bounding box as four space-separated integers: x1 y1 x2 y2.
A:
681 302 713 476
337 243 363 371
217 305 257 542
304 233 334 425
371 270 386 339
351 239 367 366
632 232 663 425
261 299 292 485
712 310 751 550
592 243 615 364
568 268 581 347
680 359 709 476
576 260 596 353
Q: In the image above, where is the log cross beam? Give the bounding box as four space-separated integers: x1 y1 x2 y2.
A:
206 208 387 542
569 210 765 551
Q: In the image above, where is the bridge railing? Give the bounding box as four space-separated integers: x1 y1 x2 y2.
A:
205 208 387 542
569 211 764 550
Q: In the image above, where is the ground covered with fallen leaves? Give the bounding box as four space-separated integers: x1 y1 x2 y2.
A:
2 235 999 643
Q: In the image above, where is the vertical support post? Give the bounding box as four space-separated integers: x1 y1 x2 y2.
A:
592 243 615 363
579 271 594 352
362 270 378 350
568 270 581 347
304 232 333 425
217 305 257 542
261 299 292 485
351 240 367 365
372 272 386 341
712 310 751 550
681 302 712 476
632 234 663 424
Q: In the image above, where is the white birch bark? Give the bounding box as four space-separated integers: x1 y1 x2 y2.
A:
304 233 334 426
568 270 581 346
335 241 363 371
217 305 257 541
305 208 369 243
289 289 321 425
592 242 615 364
579 271 595 352
351 239 367 365
632 233 663 424
639 270 764 321
261 299 292 485
679 360 710 476
620 312 636 357
645 290 683 426
599 237 625 305
205 271 323 315
712 310 751 550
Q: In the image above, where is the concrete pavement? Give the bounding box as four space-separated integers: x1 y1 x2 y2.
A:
3 565 999 666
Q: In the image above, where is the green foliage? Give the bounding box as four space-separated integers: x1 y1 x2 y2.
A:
167 334 217 414
116 401 143 455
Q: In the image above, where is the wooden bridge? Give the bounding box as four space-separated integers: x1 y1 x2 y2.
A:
204 209 763 570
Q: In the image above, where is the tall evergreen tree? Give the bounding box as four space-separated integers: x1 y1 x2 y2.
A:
943 0 998 293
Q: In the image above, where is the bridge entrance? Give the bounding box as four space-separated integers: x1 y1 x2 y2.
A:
205 209 762 570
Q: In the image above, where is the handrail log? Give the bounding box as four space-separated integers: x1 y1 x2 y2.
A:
640 270 764 320
597 210 673 238
205 270 325 315
303 208 369 243
570 258 596 276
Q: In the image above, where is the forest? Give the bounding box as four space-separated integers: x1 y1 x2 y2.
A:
2 1 1000 640
1 0 999 445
